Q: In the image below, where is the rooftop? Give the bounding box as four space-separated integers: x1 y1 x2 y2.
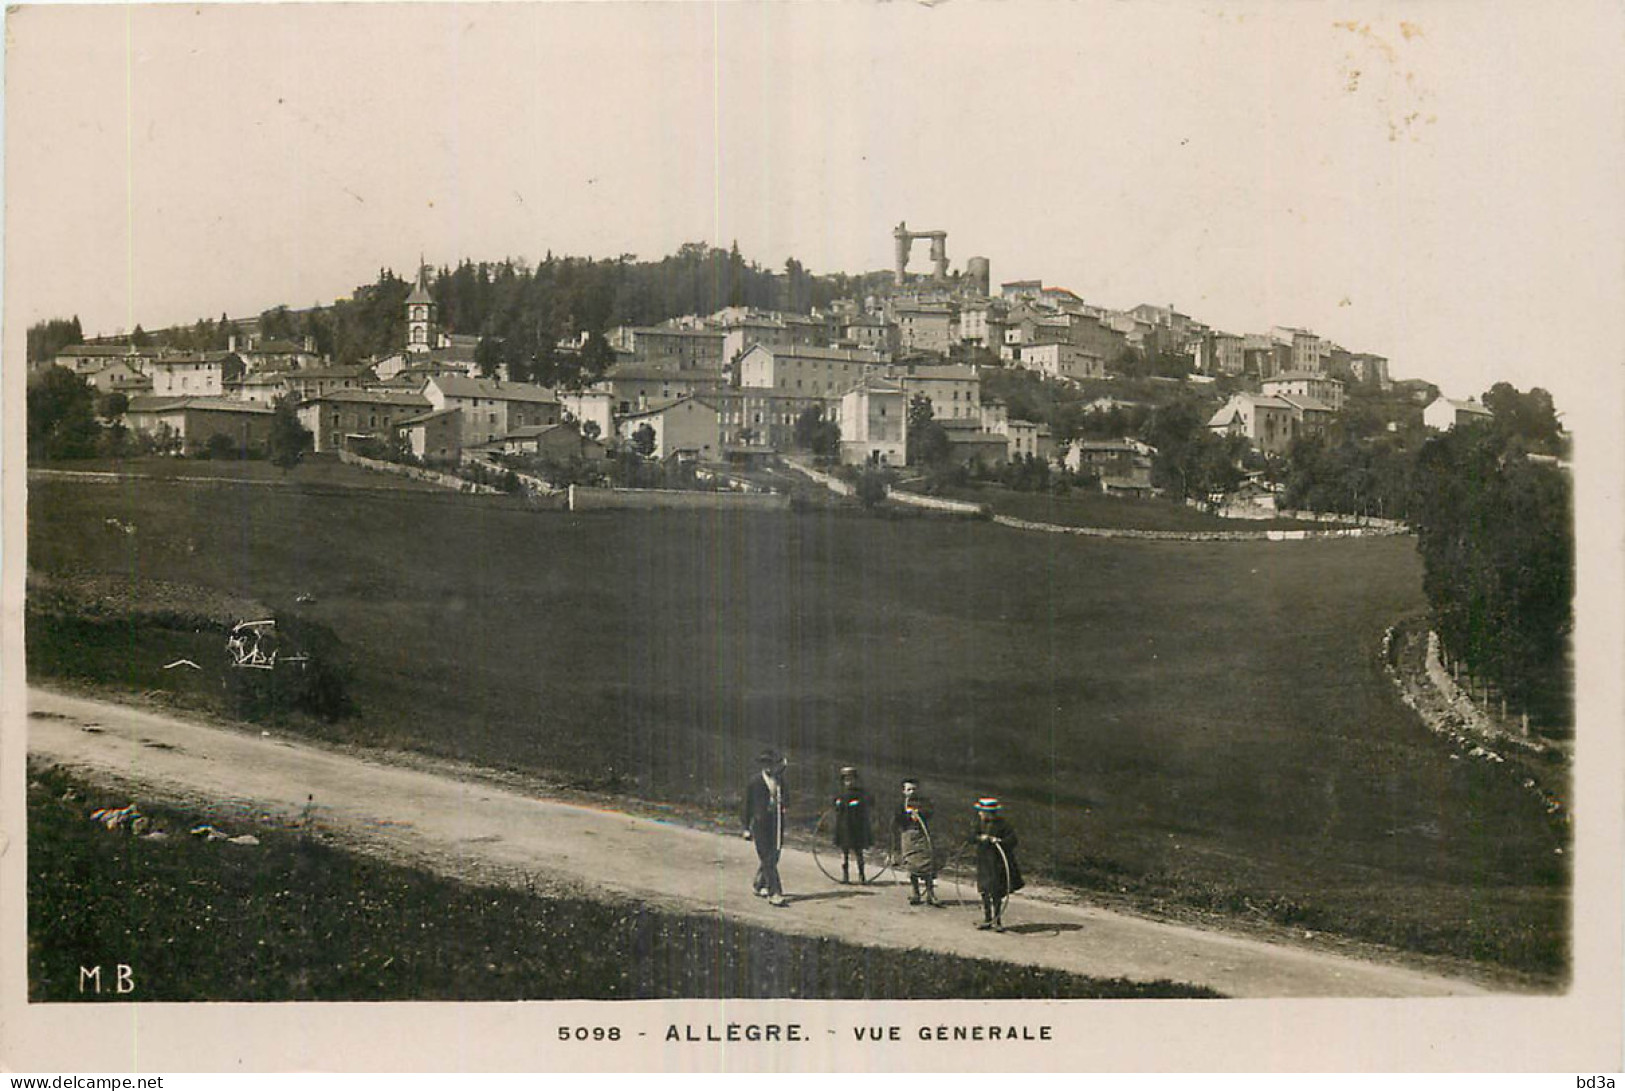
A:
126 396 274 415
430 375 559 403
395 408 461 427
1264 370 1343 384
302 390 431 407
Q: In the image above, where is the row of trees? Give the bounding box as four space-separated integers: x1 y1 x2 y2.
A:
1410 422 1572 722
31 240 859 380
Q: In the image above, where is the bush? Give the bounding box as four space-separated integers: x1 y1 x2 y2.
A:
204 433 238 460
855 469 890 509
223 616 357 724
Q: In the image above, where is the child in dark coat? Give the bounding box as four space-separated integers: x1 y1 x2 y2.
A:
832 766 874 884
969 797 1023 931
893 778 943 906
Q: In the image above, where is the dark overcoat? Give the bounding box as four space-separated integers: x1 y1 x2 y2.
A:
741 773 786 845
971 817 1025 898
832 787 874 850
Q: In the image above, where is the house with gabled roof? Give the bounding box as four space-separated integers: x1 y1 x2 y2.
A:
1263 370 1345 412
149 352 240 398
281 364 375 403
423 375 560 448
835 377 907 466
296 389 433 453
1423 396 1494 432
614 396 722 461
592 362 729 415
123 396 275 455
83 358 153 397
1208 393 1301 455
53 343 164 375
495 422 609 462
394 408 462 464
737 344 887 396
233 336 320 373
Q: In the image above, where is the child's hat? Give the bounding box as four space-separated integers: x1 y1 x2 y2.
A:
974 797 1002 812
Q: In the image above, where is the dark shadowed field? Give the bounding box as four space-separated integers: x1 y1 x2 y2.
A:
26 464 1569 975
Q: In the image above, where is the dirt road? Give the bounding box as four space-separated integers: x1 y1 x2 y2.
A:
25 687 1491 998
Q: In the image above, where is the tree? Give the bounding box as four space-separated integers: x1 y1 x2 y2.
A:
1152 349 1194 380
793 406 840 459
631 422 657 458
906 394 950 467
1144 398 1244 509
27 366 102 461
97 391 130 421
1481 382 1561 452
268 395 313 470
855 468 890 508
475 336 506 379
580 331 616 381
27 316 83 366
1409 425 1573 720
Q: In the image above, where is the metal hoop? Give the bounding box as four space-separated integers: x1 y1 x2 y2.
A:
992 838 1013 921
810 808 894 886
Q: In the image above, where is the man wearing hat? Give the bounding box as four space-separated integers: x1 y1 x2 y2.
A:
970 797 1023 932
742 750 789 907
831 766 874 884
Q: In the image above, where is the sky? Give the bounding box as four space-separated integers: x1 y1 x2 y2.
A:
5 1 1623 410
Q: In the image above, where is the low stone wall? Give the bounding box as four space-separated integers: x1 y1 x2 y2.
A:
991 514 1387 542
1202 499 1405 531
1280 509 1405 531
1383 625 1567 826
568 485 791 512
339 450 499 494
1422 631 1528 744
693 466 776 494
886 489 985 515
780 457 853 496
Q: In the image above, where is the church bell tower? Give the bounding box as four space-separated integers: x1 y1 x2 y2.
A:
405 260 435 357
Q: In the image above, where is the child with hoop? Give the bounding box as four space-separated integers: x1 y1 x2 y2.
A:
894 778 943 907
832 766 875 884
970 797 1023 932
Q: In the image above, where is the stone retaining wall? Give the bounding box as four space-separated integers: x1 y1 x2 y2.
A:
1383 625 1567 826
779 457 853 496
991 514 1392 542
886 489 984 515
339 450 499 493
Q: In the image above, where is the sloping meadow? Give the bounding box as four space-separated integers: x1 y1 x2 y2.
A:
27 474 1568 978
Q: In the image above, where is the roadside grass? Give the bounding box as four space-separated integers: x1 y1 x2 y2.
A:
918 482 1347 532
27 766 1218 1001
25 476 1569 979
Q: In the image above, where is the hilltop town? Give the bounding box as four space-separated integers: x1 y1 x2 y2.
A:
31 226 1538 518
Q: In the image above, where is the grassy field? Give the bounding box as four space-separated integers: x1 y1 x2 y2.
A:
918 482 1344 532
26 471 1569 978
29 765 1214 1001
